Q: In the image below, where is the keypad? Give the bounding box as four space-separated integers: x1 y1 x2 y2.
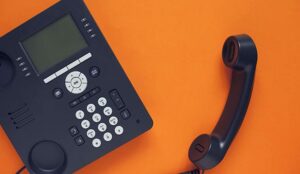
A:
73 96 125 148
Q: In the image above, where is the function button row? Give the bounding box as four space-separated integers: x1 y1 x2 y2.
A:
110 90 125 109
43 52 92 84
69 87 101 108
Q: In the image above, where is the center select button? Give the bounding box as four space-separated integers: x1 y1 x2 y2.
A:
43 53 92 84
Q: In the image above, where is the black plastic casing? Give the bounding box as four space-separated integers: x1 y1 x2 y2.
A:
0 0 153 173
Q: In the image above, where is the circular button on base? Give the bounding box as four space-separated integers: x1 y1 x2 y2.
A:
29 141 66 174
65 71 88 94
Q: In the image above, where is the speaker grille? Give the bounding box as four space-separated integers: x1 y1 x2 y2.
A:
8 103 34 129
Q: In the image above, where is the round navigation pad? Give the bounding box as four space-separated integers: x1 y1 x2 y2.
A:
29 141 66 174
65 71 88 94
0 52 15 89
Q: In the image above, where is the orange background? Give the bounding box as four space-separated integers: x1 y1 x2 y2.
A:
0 0 300 173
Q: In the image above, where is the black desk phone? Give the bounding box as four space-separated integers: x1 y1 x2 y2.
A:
0 0 153 173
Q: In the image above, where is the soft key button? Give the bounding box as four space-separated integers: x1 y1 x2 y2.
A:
55 67 68 77
44 74 57 84
67 60 80 70
79 53 92 63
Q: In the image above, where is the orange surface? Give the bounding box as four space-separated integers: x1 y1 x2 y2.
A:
0 0 300 173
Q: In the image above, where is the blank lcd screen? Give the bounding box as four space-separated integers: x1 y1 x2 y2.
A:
22 15 87 74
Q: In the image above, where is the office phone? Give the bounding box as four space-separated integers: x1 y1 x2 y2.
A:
0 0 257 173
0 0 153 173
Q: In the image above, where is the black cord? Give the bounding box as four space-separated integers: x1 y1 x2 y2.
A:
16 166 26 174
181 168 205 174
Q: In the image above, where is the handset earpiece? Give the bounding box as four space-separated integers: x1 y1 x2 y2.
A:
188 35 257 170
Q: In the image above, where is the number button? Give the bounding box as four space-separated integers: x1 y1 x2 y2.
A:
109 116 118 126
87 129 96 139
87 104 96 113
92 113 101 123
103 107 112 116
98 97 107 107
81 120 90 129
76 110 85 120
98 123 107 132
92 139 101 148
103 132 112 141
115 126 124 135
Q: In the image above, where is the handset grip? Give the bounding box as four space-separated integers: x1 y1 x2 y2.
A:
188 35 257 170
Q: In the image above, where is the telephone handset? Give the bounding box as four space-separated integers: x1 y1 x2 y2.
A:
188 35 257 172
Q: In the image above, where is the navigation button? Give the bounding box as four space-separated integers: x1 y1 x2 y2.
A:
79 73 88 84
65 82 73 92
